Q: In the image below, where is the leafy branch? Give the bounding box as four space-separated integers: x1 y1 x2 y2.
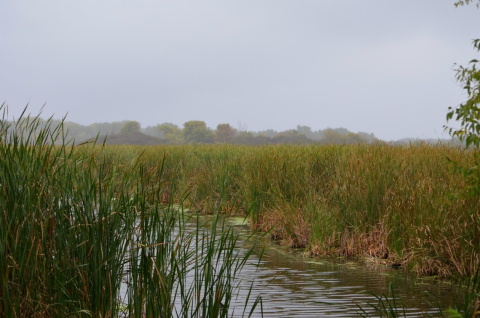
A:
445 39 480 148
455 0 480 7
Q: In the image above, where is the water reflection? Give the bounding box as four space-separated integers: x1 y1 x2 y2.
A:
120 214 456 317
229 220 455 317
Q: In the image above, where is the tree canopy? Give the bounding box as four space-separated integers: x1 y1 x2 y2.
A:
215 124 237 143
183 120 215 144
120 121 141 134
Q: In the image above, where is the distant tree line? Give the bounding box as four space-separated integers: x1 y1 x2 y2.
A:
89 119 378 145
6 116 460 146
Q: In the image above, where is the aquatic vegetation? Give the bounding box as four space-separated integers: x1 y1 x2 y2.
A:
91 142 479 278
0 108 261 317
357 283 408 318
358 270 480 317
3 106 479 316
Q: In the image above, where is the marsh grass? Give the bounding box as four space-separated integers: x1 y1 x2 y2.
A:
357 270 480 317
357 283 408 318
444 269 480 317
0 107 262 317
91 142 480 277
6 106 480 316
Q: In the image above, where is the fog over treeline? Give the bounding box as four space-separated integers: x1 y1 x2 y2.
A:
8 116 462 146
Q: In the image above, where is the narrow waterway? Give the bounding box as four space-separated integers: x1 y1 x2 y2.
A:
120 213 457 317
226 217 456 317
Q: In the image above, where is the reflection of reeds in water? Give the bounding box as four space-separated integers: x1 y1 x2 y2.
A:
358 271 480 318
0 106 261 317
4 105 480 316
94 138 479 278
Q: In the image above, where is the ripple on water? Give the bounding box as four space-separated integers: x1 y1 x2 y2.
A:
121 217 457 317
226 235 456 318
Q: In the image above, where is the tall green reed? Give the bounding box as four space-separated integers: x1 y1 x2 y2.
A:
92 143 479 277
0 106 262 317
357 283 408 318
357 270 480 318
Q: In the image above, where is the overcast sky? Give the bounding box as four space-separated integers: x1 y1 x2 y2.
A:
1 1 479 140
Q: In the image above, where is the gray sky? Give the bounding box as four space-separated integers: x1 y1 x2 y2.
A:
1 1 479 140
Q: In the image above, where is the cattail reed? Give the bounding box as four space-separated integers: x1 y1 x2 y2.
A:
0 106 262 317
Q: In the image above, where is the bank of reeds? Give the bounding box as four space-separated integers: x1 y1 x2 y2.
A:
358 269 480 317
93 142 480 278
0 108 261 317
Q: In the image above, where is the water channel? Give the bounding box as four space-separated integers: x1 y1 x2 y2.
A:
121 213 458 317
224 216 457 317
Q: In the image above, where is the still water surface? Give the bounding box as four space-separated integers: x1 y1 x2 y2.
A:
226 217 456 317
121 214 456 317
